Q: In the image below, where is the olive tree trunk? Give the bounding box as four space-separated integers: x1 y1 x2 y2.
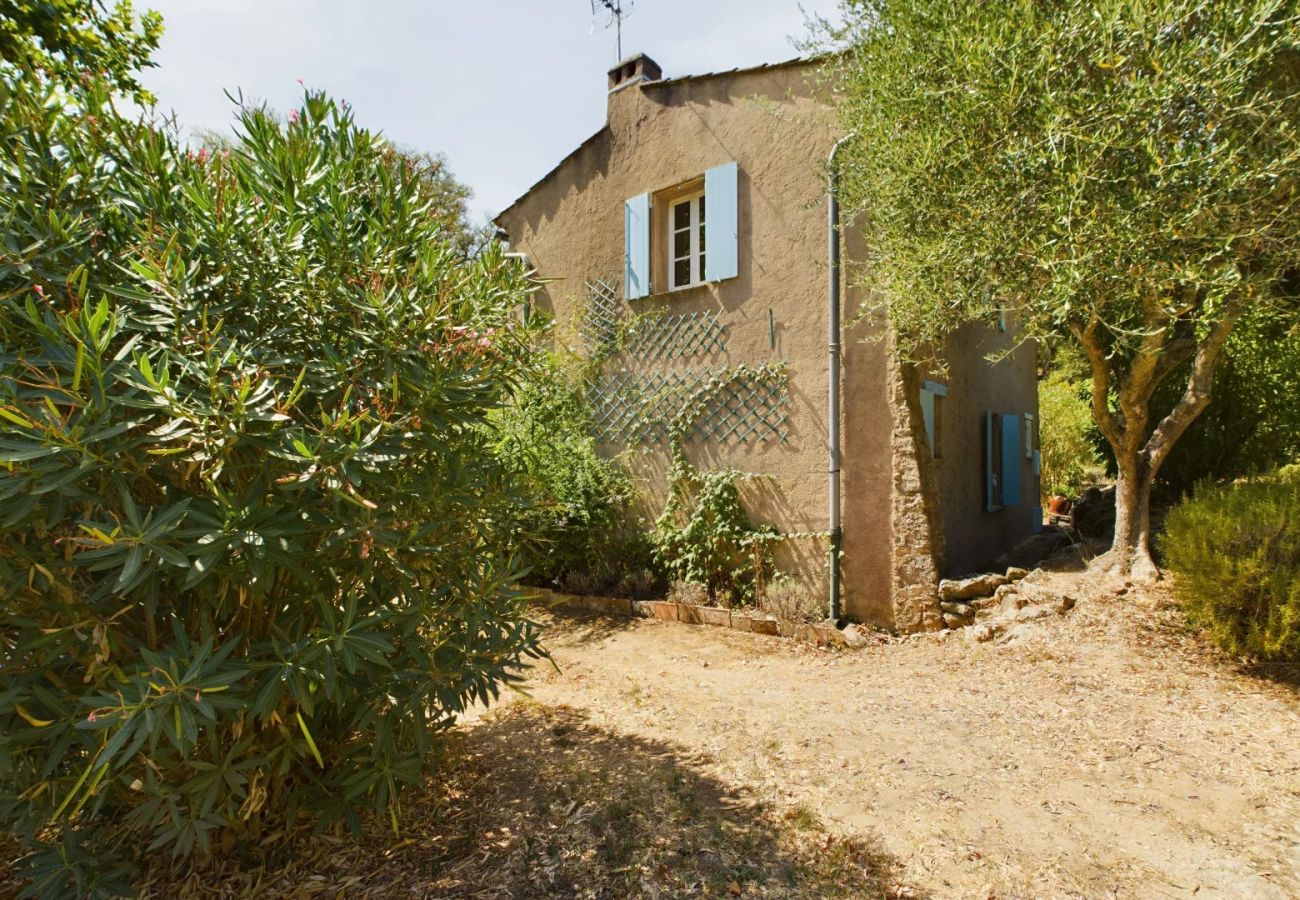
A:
1072 296 1245 581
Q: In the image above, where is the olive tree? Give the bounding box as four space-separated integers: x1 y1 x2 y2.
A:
830 0 1300 578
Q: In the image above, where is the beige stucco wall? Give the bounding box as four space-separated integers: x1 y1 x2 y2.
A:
496 58 1038 627
928 324 1041 577
497 61 894 623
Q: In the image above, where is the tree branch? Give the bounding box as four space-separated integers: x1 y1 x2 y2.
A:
1144 294 1249 474
1069 314 1124 449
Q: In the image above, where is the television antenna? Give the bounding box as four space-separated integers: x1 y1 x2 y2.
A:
591 0 633 61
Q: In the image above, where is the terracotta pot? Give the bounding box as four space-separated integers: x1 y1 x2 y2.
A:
1048 494 1073 516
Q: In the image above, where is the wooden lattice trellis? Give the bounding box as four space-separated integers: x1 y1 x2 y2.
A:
580 276 785 445
590 365 788 445
624 310 728 360
579 276 625 356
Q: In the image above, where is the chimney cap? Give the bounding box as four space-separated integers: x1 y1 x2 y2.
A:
608 53 662 91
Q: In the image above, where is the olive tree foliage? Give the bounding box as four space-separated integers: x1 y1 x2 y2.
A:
829 0 1300 578
0 63 544 898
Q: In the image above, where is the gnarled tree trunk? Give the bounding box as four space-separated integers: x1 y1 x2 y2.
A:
1072 292 1246 581
1109 449 1159 581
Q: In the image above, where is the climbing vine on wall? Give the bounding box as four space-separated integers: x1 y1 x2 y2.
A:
649 365 798 605
575 277 821 606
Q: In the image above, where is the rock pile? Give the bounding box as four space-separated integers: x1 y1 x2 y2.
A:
934 567 1077 641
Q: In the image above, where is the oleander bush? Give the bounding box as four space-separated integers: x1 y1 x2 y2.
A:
1160 466 1300 663
0 72 544 895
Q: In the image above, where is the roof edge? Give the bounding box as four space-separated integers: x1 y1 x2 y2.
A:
493 53 834 230
494 124 611 228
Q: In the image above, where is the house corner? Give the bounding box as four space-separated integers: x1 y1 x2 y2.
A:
886 339 945 633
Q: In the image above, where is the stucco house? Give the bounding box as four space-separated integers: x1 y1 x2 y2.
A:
494 53 1040 632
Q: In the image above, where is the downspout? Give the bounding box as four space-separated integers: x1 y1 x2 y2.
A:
827 135 852 623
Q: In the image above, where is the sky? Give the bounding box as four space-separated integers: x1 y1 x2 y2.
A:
139 1 844 224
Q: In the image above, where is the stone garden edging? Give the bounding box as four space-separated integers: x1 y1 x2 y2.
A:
533 589 880 649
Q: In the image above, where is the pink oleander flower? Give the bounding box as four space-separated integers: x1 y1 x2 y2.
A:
87 711 97 722
296 77 304 86
289 108 300 124
33 284 45 299
197 147 209 162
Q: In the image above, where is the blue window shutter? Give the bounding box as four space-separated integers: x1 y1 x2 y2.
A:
919 388 936 458
1001 413 1021 506
625 192 650 300
704 162 738 282
985 411 996 512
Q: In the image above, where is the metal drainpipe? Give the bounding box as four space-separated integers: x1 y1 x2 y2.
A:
827 135 852 624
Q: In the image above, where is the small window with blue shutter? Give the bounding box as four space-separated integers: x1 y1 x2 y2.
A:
985 411 1024 511
920 380 947 459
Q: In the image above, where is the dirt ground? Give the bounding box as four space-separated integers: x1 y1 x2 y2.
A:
469 564 1300 899
9 562 1298 899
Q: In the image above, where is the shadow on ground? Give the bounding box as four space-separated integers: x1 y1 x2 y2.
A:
531 605 643 646
419 703 918 898
131 703 919 898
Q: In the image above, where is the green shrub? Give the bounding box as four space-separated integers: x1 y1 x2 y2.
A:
494 350 657 594
1160 466 1300 662
653 464 777 607
0 75 543 894
1038 367 1102 499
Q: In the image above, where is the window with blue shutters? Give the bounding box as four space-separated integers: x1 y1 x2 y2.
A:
668 190 706 289
625 162 739 299
985 411 1024 511
920 379 948 459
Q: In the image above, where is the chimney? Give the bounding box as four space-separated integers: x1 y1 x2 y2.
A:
608 53 662 92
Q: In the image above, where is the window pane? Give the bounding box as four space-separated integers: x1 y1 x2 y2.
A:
674 201 690 230
674 258 691 286
699 224 706 248
674 229 690 259
698 195 706 223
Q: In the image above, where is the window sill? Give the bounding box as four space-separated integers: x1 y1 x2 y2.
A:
640 280 713 300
